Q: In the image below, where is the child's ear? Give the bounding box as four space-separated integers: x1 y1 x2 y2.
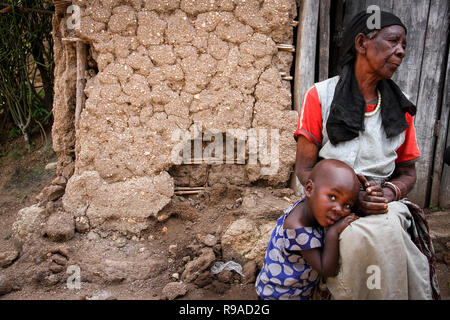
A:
304 179 314 198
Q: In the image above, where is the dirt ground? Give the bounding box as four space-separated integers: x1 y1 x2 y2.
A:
0 134 448 300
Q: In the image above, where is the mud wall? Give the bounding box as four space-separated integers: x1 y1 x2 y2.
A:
52 0 298 234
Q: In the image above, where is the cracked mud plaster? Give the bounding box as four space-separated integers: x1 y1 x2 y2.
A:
55 0 298 233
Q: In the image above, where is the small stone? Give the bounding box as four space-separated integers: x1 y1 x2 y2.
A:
45 162 57 171
0 250 19 268
172 273 180 280
0 275 14 296
87 231 99 241
169 244 177 256
196 233 204 242
75 216 90 233
44 212 75 242
12 205 44 243
181 248 216 282
182 256 191 263
50 246 69 258
162 282 187 300
157 214 169 222
42 185 65 202
194 271 213 288
51 176 67 186
114 237 127 248
47 274 61 286
51 254 67 266
49 263 64 273
202 234 217 247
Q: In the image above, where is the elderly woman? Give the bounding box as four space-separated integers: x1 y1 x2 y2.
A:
294 11 439 299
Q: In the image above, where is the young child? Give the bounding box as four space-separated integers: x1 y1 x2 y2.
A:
255 159 360 300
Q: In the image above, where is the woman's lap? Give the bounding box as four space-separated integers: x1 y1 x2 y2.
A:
326 201 432 299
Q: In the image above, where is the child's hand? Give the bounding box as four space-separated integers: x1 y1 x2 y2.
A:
330 213 359 234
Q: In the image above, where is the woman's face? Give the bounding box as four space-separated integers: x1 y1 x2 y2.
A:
363 25 407 80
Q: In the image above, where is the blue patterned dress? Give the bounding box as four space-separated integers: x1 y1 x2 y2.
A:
255 199 324 300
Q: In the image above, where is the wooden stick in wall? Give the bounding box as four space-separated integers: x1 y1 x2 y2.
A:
276 44 295 52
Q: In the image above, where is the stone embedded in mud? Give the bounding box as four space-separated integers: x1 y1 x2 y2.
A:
0 275 14 296
75 216 90 233
0 250 19 268
202 234 217 247
162 281 188 300
44 162 57 171
12 204 45 243
42 185 65 202
63 170 174 234
92 257 167 284
51 176 67 186
181 247 216 282
44 212 75 242
221 218 276 268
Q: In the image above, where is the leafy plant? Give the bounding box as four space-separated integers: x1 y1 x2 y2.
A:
0 1 54 144
429 204 439 212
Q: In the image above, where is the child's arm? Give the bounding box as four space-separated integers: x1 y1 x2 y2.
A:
300 214 358 277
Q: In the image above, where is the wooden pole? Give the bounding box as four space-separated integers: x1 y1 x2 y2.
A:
290 0 320 196
75 41 87 131
318 0 331 81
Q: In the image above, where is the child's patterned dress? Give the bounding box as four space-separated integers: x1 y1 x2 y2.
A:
255 199 324 300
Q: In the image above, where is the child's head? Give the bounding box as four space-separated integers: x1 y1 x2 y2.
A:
304 159 360 227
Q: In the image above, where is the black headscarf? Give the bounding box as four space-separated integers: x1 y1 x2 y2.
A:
326 10 416 146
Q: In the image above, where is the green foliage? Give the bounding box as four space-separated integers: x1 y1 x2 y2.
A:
429 205 439 212
0 0 55 144
8 126 21 139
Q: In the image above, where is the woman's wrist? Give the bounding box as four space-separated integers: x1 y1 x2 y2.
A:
383 180 408 201
382 186 396 202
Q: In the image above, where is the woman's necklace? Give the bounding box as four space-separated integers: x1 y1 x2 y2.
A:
365 90 381 117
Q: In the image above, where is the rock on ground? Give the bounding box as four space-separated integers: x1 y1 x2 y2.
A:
221 218 276 268
182 247 216 282
0 250 20 268
0 275 14 296
44 212 75 242
162 281 188 300
63 171 173 234
12 205 44 243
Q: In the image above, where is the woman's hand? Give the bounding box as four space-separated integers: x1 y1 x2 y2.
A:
356 175 389 215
